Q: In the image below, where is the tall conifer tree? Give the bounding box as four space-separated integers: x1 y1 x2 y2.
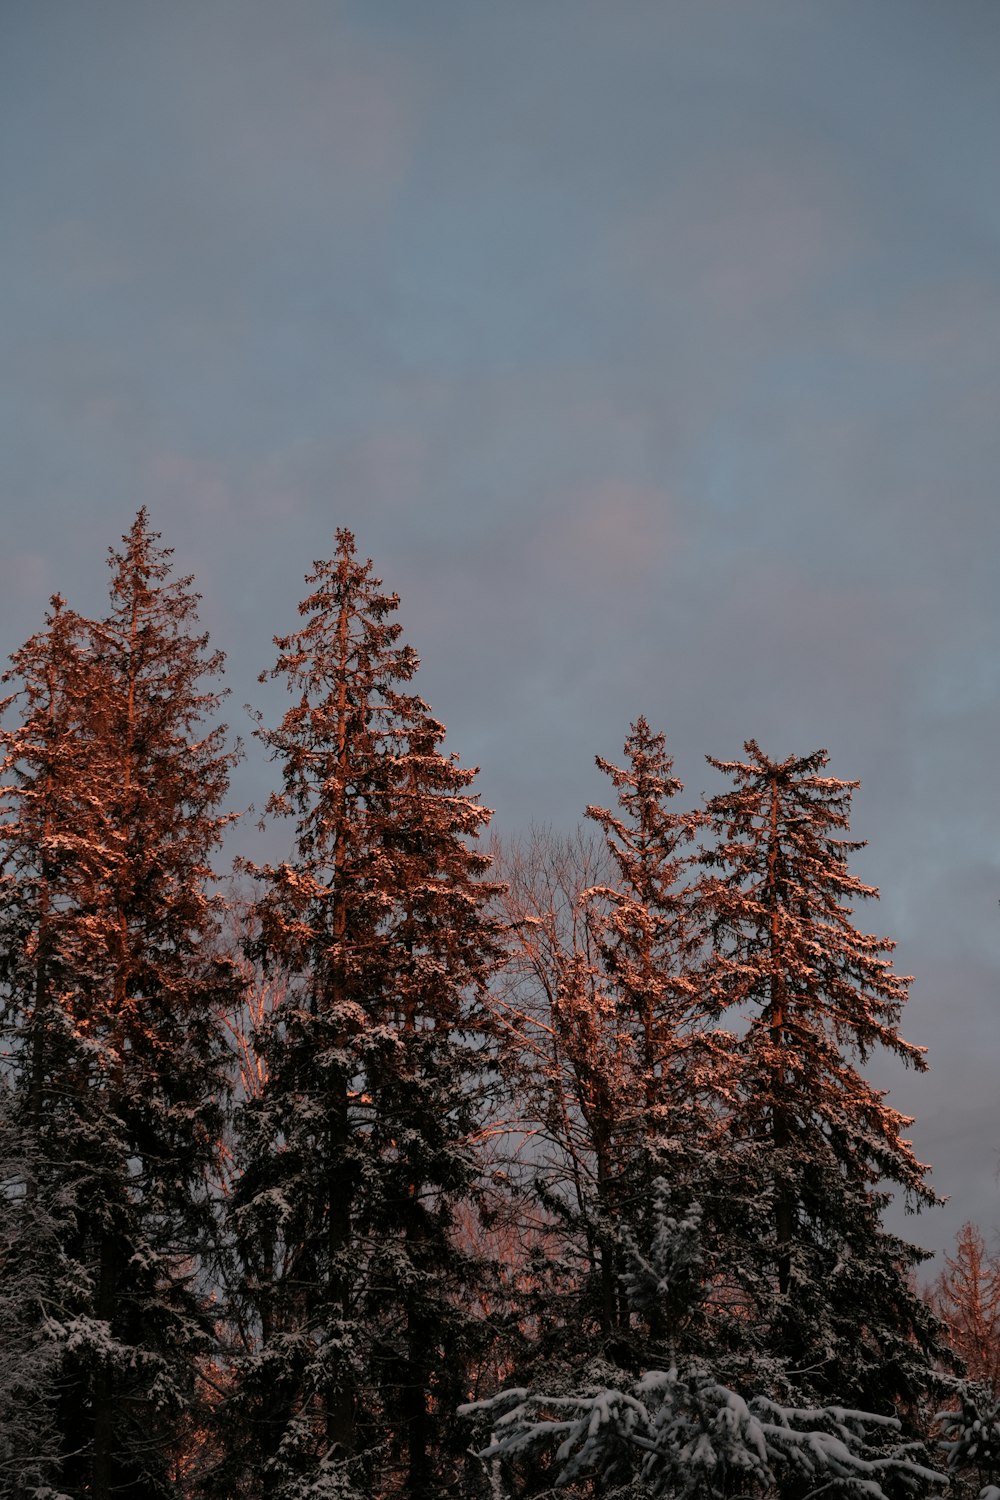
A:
0 595 94 1133
0 513 239 1499
230 531 504 1500
490 727 714 1384
698 741 944 1410
586 718 701 1155
584 719 729 1361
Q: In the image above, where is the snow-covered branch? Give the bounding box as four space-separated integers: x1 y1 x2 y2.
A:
462 1362 945 1500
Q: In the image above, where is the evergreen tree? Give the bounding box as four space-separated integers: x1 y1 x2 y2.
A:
586 718 694 1114
0 1077 70 1500
0 595 94 1500
698 741 944 1411
0 513 240 1499
0 595 94 1132
229 531 505 1500
465 1354 945 1500
583 719 733 1364
492 735 719 1397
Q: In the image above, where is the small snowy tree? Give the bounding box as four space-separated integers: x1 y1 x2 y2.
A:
464 1367 944 1500
936 1378 1000 1497
462 1192 945 1500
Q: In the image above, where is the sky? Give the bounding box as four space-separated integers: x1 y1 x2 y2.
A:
2 0 999 1262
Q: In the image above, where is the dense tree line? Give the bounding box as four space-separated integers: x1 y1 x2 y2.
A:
0 514 989 1500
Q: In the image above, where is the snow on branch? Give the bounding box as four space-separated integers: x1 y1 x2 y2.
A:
461 1362 945 1500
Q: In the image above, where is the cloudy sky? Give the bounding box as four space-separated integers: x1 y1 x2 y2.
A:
3 0 999 1260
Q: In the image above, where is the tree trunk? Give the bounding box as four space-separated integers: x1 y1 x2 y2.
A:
91 1231 118 1500
768 778 793 1298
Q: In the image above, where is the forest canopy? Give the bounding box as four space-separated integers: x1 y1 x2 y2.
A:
0 514 991 1500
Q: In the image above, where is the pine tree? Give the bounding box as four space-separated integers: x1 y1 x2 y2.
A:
0 595 94 1129
492 746 717 1394
698 741 944 1411
229 531 505 1500
586 719 693 1113
0 513 240 1499
583 719 731 1362
0 594 97 1500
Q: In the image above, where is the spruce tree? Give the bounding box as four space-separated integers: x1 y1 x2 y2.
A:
0 594 94 1134
586 719 691 1055
230 531 505 1500
0 513 240 1499
491 720 718 1395
583 719 730 1362
698 741 944 1411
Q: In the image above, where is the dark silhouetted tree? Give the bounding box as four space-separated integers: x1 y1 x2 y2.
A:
0 1076 70 1499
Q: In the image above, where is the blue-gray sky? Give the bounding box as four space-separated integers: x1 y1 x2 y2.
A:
2 0 999 1260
